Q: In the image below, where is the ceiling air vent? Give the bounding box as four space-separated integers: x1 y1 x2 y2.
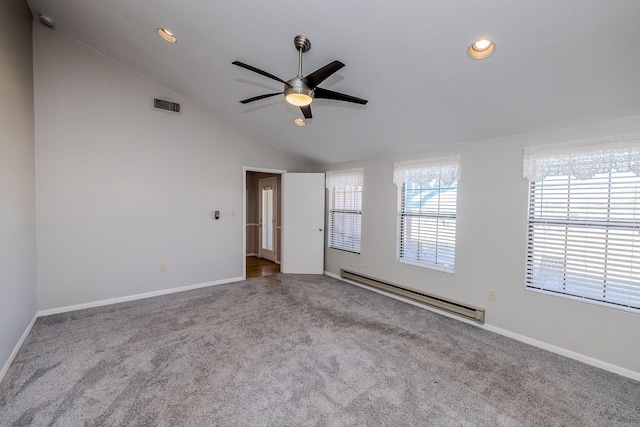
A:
153 98 181 114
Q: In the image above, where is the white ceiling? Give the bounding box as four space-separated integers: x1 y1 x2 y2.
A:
26 0 640 165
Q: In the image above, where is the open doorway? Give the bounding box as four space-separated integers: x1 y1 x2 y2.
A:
245 170 282 278
258 176 277 262
244 168 326 278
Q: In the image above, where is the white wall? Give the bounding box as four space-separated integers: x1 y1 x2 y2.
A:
0 1 37 375
316 115 640 375
33 25 308 310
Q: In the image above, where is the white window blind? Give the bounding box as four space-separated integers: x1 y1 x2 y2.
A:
326 168 363 253
394 156 460 272
524 134 640 312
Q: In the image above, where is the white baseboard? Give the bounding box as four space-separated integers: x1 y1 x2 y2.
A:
246 253 258 257
481 324 640 381
38 277 243 317
325 271 640 382
0 313 38 385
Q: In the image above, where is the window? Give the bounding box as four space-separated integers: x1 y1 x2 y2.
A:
523 134 640 312
326 168 363 253
394 156 460 272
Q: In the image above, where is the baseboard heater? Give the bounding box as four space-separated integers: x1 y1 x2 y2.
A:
340 269 485 324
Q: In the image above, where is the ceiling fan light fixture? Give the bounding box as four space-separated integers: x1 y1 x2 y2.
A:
285 93 313 107
468 39 495 59
293 118 306 126
157 28 176 43
285 78 314 106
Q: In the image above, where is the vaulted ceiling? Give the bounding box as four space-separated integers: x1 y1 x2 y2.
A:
26 0 640 165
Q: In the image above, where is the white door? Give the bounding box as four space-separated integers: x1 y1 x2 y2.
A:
258 177 277 262
281 173 325 274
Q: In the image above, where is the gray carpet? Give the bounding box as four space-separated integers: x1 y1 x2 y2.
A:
0 274 639 426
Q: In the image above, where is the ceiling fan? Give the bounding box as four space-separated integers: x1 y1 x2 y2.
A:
232 35 368 120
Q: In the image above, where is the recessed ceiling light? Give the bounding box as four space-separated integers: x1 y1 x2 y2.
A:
293 118 306 127
468 39 495 59
157 28 177 43
473 39 492 50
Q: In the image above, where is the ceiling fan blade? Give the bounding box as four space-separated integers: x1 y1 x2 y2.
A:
239 92 282 104
232 61 291 86
314 87 368 105
302 60 345 89
300 105 312 119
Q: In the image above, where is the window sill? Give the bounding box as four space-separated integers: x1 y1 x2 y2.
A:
328 247 361 255
525 286 640 314
397 258 455 275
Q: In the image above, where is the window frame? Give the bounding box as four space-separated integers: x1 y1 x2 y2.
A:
394 157 460 273
523 135 640 313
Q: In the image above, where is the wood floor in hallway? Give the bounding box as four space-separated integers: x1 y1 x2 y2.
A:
246 256 280 278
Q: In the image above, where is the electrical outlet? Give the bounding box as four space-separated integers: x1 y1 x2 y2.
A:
488 290 496 301
160 264 166 272
232 210 237 217
363 260 368 268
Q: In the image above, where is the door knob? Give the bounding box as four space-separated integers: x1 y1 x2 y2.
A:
319 228 323 232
